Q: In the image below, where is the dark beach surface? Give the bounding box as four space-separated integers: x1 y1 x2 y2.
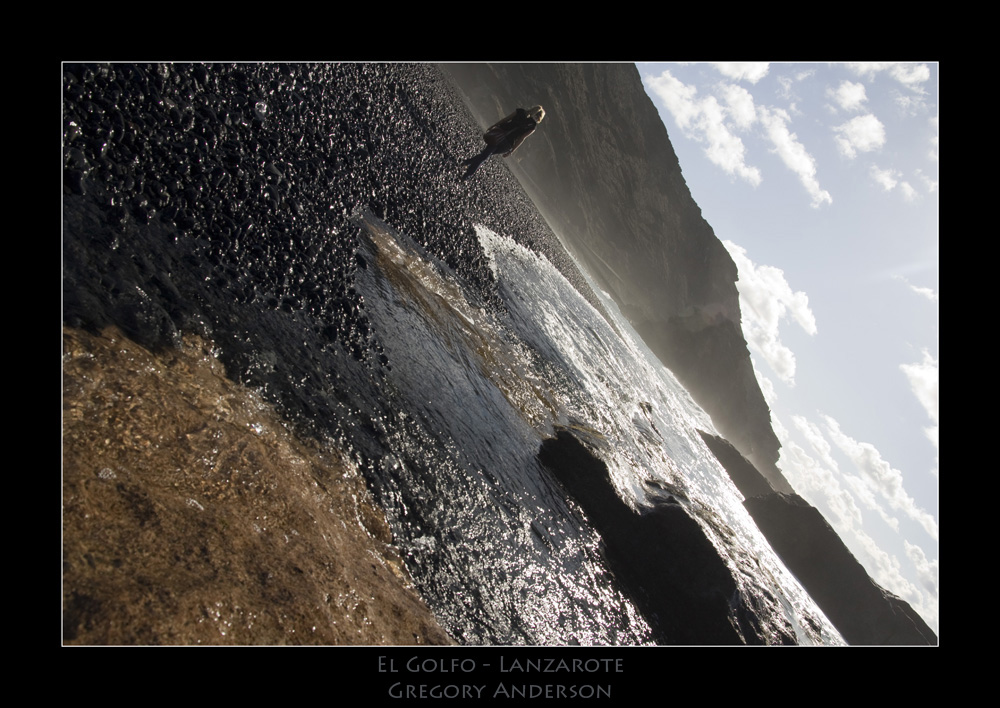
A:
62 62 616 645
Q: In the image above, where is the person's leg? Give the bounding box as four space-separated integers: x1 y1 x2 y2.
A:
461 144 495 179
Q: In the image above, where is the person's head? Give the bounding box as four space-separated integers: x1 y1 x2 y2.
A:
527 105 545 123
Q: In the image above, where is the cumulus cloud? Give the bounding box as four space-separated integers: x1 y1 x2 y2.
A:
842 474 902 531
893 274 938 302
645 67 835 208
723 241 817 385
900 349 939 447
911 284 938 301
846 63 932 116
750 357 778 408
917 167 938 193
776 68 814 107
720 84 757 130
645 69 762 186
871 165 919 201
887 63 932 89
834 114 887 159
846 62 931 89
929 115 939 162
712 62 770 84
780 435 863 531
822 415 938 541
871 165 900 191
829 80 868 112
757 106 832 207
791 415 840 473
904 540 939 595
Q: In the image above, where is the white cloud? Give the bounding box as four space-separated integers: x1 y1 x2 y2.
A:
779 419 862 531
723 241 817 385
893 274 938 303
834 114 886 159
750 358 778 408
776 68 814 108
870 165 900 191
904 540 939 595
900 349 939 448
846 62 931 90
845 63 932 115
777 75 794 102
645 69 762 186
929 115 939 162
791 415 839 473
645 67 839 208
829 80 868 112
888 63 932 89
757 106 832 207
822 415 938 541
713 62 770 84
842 473 902 531
912 286 938 301
870 165 920 202
720 84 757 130
917 167 938 193
845 62 892 78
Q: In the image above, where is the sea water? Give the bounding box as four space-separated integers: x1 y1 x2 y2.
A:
352 210 844 645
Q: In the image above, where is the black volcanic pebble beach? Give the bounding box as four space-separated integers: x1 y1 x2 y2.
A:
63 62 593 441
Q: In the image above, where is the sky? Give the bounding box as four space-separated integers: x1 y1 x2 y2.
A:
638 62 939 634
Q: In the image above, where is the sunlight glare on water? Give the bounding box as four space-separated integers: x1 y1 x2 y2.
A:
476 223 844 645
352 211 841 644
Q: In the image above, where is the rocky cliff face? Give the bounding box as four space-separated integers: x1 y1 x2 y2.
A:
699 431 936 644
441 63 790 493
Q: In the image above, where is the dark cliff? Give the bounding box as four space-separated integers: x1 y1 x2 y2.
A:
441 63 791 493
699 430 937 645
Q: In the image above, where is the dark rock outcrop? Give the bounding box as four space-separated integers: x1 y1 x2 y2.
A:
441 63 791 493
745 493 937 645
698 429 776 500
700 431 937 645
538 430 795 645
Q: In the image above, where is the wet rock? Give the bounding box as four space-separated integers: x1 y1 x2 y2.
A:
538 430 790 645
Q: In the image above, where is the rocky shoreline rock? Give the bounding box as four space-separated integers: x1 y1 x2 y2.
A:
539 430 797 645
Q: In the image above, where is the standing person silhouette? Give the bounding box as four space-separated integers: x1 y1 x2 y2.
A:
461 105 545 180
